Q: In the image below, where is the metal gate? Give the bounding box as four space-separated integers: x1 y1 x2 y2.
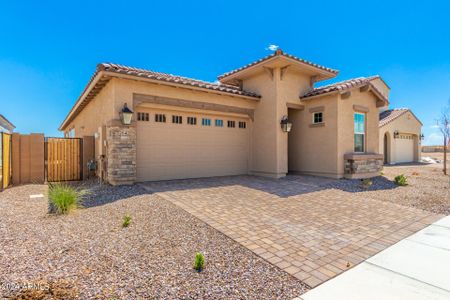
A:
45 137 83 182
1 133 12 190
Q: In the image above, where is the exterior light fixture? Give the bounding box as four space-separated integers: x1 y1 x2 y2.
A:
280 116 292 133
420 133 425 140
393 130 399 139
120 103 133 125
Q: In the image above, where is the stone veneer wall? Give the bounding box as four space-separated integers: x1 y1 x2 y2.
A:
344 154 383 179
106 121 136 185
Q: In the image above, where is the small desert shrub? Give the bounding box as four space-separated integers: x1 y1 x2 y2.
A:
380 171 384 176
122 214 132 227
48 183 84 214
412 171 419 176
394 174 408 186
193 252 205 272
361 178 373 188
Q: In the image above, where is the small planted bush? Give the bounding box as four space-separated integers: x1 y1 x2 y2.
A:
122 214 132 227
193 252 205 272
361 178 373 189
394 174 408 186
48 183 84 214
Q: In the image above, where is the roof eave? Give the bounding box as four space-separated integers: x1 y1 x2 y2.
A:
60 69 261 131
218 51 338 83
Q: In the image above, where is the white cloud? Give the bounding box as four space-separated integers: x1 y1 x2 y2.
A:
423 132 444 146
430 124 440 129
265 44 279 51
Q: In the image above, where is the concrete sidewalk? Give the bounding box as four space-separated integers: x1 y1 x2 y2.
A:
298 216 450 300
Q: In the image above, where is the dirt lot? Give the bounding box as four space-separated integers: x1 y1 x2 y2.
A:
0 183 307 299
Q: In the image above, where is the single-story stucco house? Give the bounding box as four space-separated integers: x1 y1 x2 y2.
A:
60 49 390 185
379 108 422 164
0 114 15 134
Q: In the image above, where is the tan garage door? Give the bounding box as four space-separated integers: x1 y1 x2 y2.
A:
136 109 250 181
395 135 414 163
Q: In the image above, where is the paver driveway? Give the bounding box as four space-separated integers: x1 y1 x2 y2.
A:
142 175 442 287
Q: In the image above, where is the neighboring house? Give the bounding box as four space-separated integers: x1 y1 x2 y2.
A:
379 108 422 164
60 49 389 185
0 114 15 134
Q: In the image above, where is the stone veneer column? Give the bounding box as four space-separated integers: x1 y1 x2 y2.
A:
106 120 136 185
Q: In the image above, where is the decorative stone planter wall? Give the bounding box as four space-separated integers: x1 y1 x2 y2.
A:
344 153 383 179
106 120 136 185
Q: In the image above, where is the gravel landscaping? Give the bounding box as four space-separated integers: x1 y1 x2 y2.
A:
325 163 449 215
0 182 308 299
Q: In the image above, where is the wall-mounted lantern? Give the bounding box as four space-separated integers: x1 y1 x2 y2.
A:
120 103 133 125
393 130 399 139
280 116 292 133
420 133 425 140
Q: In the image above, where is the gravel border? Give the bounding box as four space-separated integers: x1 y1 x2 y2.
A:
0 182 308 299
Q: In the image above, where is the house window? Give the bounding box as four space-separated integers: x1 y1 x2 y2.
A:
227 120 235 128
354 113 365 152
155 114 166 123
215 119 223 127
187 117 197 125
172 115 182 124
202 118 211 126
68 128 75 138
137 112 149 121
313 112 323 124
239 121 246 129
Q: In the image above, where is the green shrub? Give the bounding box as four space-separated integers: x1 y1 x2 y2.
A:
193 252 205 272
48 183 84 214
394 174 408 186
122 214 132 227
361 178 373 188
380 171 384 176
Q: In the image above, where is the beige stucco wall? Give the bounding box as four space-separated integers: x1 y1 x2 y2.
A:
369 78 390 100
337 89 380 176
289 94 339 177
379 111 422 163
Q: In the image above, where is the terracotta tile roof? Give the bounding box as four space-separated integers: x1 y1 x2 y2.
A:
300 76 388 104
99 63 261 98
218 49 339 80
379 108 410 127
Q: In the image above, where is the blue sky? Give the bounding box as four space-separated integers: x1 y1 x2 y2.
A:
1 1 449 145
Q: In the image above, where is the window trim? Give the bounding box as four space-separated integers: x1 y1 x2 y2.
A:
201 118 211 126
354 112 366 153
312 112 323 124
215 119 223 127
187 116 197 125
155 113 166 123
172 115 183 124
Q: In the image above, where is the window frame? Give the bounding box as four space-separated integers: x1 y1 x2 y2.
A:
201 118 211 126
354 112 365 153
238 121 247 129
215 119 223 127
155 113 166 123
227 120 235 128
172 115 183 124
187 116 197 125
312 112 323 124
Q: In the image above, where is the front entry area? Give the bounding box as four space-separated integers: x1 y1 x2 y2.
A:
136 108 250 181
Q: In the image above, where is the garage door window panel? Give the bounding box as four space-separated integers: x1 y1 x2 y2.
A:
155 114 166 123
187 117 197 125
202 118 211 126
172 115 182 124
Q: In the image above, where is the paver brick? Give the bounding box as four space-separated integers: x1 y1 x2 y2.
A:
143 175 440 287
